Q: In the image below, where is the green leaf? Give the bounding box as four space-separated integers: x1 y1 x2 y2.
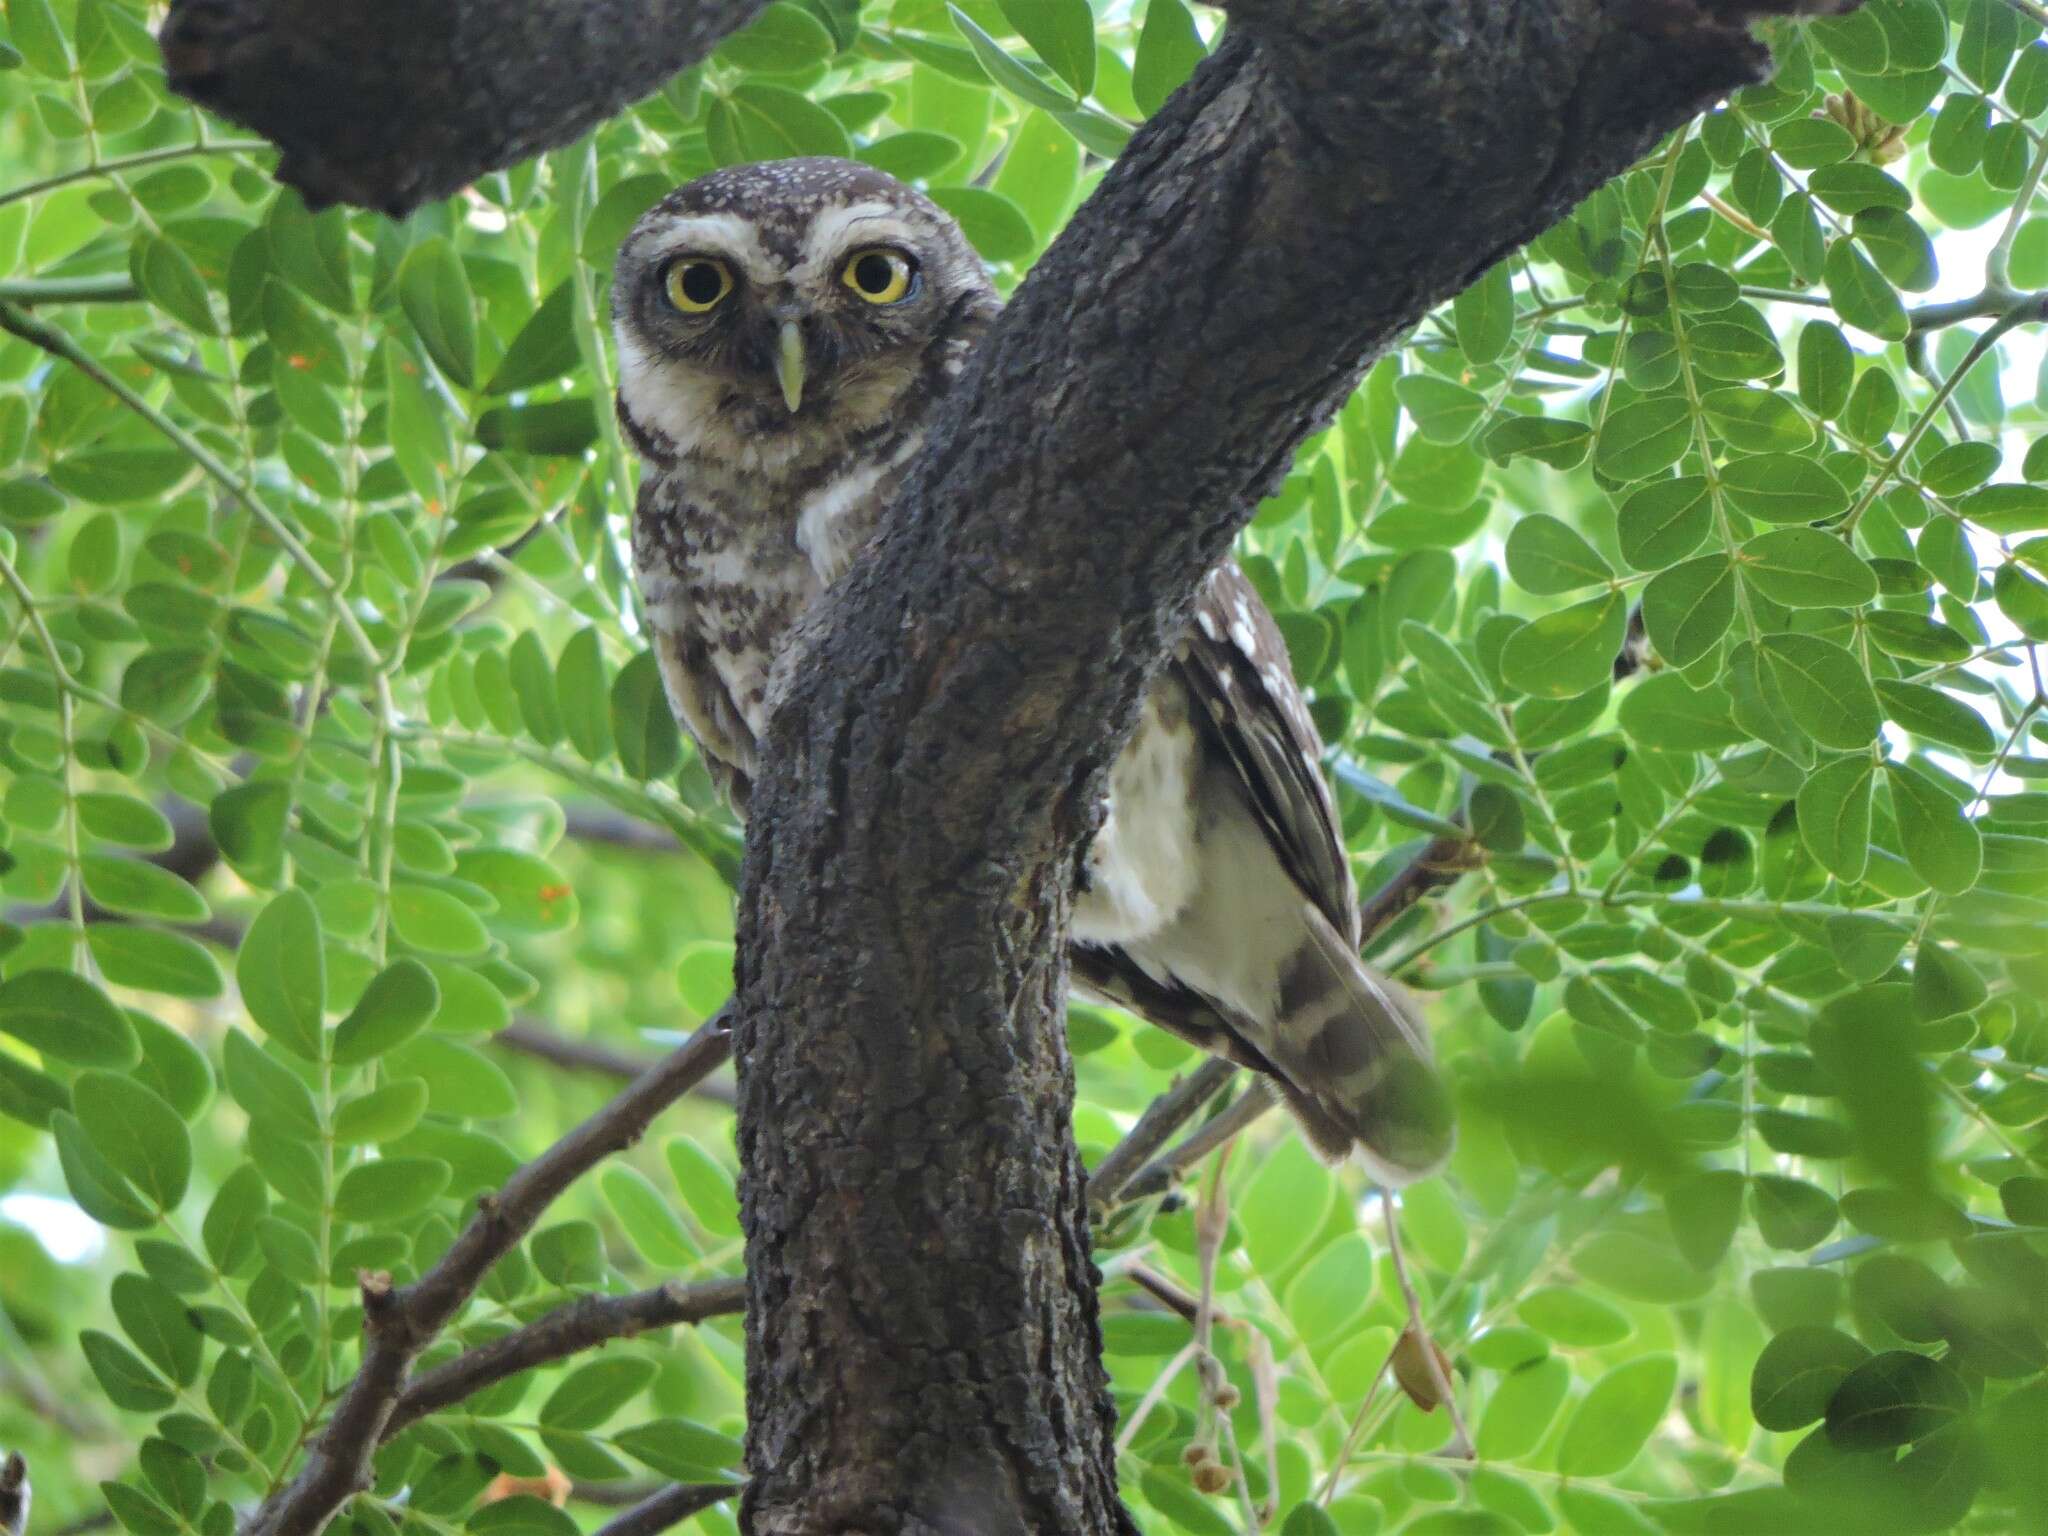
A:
1852 207 1938 292
73 1071 191 1211
1131 0 1205 116
1504 513 1612 593
994 0 1093 96
532 1220 606 1287
1476 1356 1571 1461
334 1079 431 1144
1739 529 1877 607
223 1029 321 1138
469 1497 577 1536
947 6 1075 113
1718 454 1851 524
714 2 836 72
611 649 683 781
724 81 853 159
110 1272 202 1387
453 849 579 933
1617 476 1712 570
389 882 492 957
474 398 600 456
1453 261 1515 366
1825 1351 1969 1450
1500 589 1628 698
1875 680 1996 756
89 926 225 1000
1395 373 1486 444
1594 396 1692 482
1642 553 1735 669
332 959 441 1065
335 1157 451 1221
666 1135 742 1237
1886 761 1983 894
602 1164 698 1266
485 279 581 394
1912 942 1987 1022
1757 634 1880 749
131 234 217 335
613 1418 746 1480
1751 1174 1839 1251
1518 1287 1631 1346
81 1329 174 1412
1798 321 1854 418
389 1035 517 1119
1824 237 1909 342
926 186 1037 264
541 1357 659 1431
1752 1327 1871 1432
1558 1355 1677 1476
237 888 326 1059
1796 754 1874 883
0 968 139 1066
1666 1169 1744 1270
398 239 479 389
54 1111 155 1230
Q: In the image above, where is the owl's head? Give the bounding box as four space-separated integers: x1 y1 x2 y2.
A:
612 157 996 469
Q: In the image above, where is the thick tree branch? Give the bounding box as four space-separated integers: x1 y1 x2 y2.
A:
732 10 1809 1521
157 0 771 216
242 1016 732 1536
590 1484 739 1536
387 1277 744 1436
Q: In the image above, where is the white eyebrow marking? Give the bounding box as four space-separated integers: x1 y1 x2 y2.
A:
796 203 922 279
636 213 777 283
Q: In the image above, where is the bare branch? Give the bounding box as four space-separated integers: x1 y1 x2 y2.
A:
242 1014 733 1536
1086 1059 1236 1213
388 1278 745 1437
590 1484 739 1536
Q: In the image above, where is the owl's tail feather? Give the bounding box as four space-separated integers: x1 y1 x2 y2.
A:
1262 903 1454 1187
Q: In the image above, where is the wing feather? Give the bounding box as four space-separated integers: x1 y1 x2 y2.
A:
1174 563 1360 943
648 616 758 817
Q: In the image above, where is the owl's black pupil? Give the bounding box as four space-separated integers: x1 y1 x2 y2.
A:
855 253 896 294
679 263 724 305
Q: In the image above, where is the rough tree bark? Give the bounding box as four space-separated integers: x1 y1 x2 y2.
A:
734 5 1815 1528
165 0 1830 1531
158 0 769 215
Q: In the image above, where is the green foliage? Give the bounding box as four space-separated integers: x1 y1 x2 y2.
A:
1 2 2047 1534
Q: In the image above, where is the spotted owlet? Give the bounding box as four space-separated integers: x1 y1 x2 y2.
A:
613 158 1453 1185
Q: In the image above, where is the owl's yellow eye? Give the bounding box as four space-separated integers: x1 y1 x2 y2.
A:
663 258 733 314
841 247 916 305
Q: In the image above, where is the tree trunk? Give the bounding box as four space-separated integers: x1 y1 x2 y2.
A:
735 5 1812 1528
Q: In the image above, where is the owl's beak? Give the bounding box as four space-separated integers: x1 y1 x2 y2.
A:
774 321 805 414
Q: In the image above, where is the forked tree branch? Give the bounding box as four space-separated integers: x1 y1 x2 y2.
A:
241 1015 732 1536
386 1278 746 1437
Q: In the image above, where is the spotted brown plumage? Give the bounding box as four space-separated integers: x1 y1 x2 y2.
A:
613 157 1452 1184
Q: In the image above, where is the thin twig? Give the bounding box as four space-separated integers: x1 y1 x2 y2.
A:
1115 1081 1278 1209
242 1015 734 1536
1088 1058 1237 1211
388 1278 745 1436
1383 1192 1472 1455
491 1021 735 1105
590 1484 739 1536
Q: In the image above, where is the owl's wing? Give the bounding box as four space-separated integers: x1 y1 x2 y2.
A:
1173 563 1361 943
648 616 759 818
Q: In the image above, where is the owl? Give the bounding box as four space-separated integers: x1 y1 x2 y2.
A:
612 158 1453 1186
